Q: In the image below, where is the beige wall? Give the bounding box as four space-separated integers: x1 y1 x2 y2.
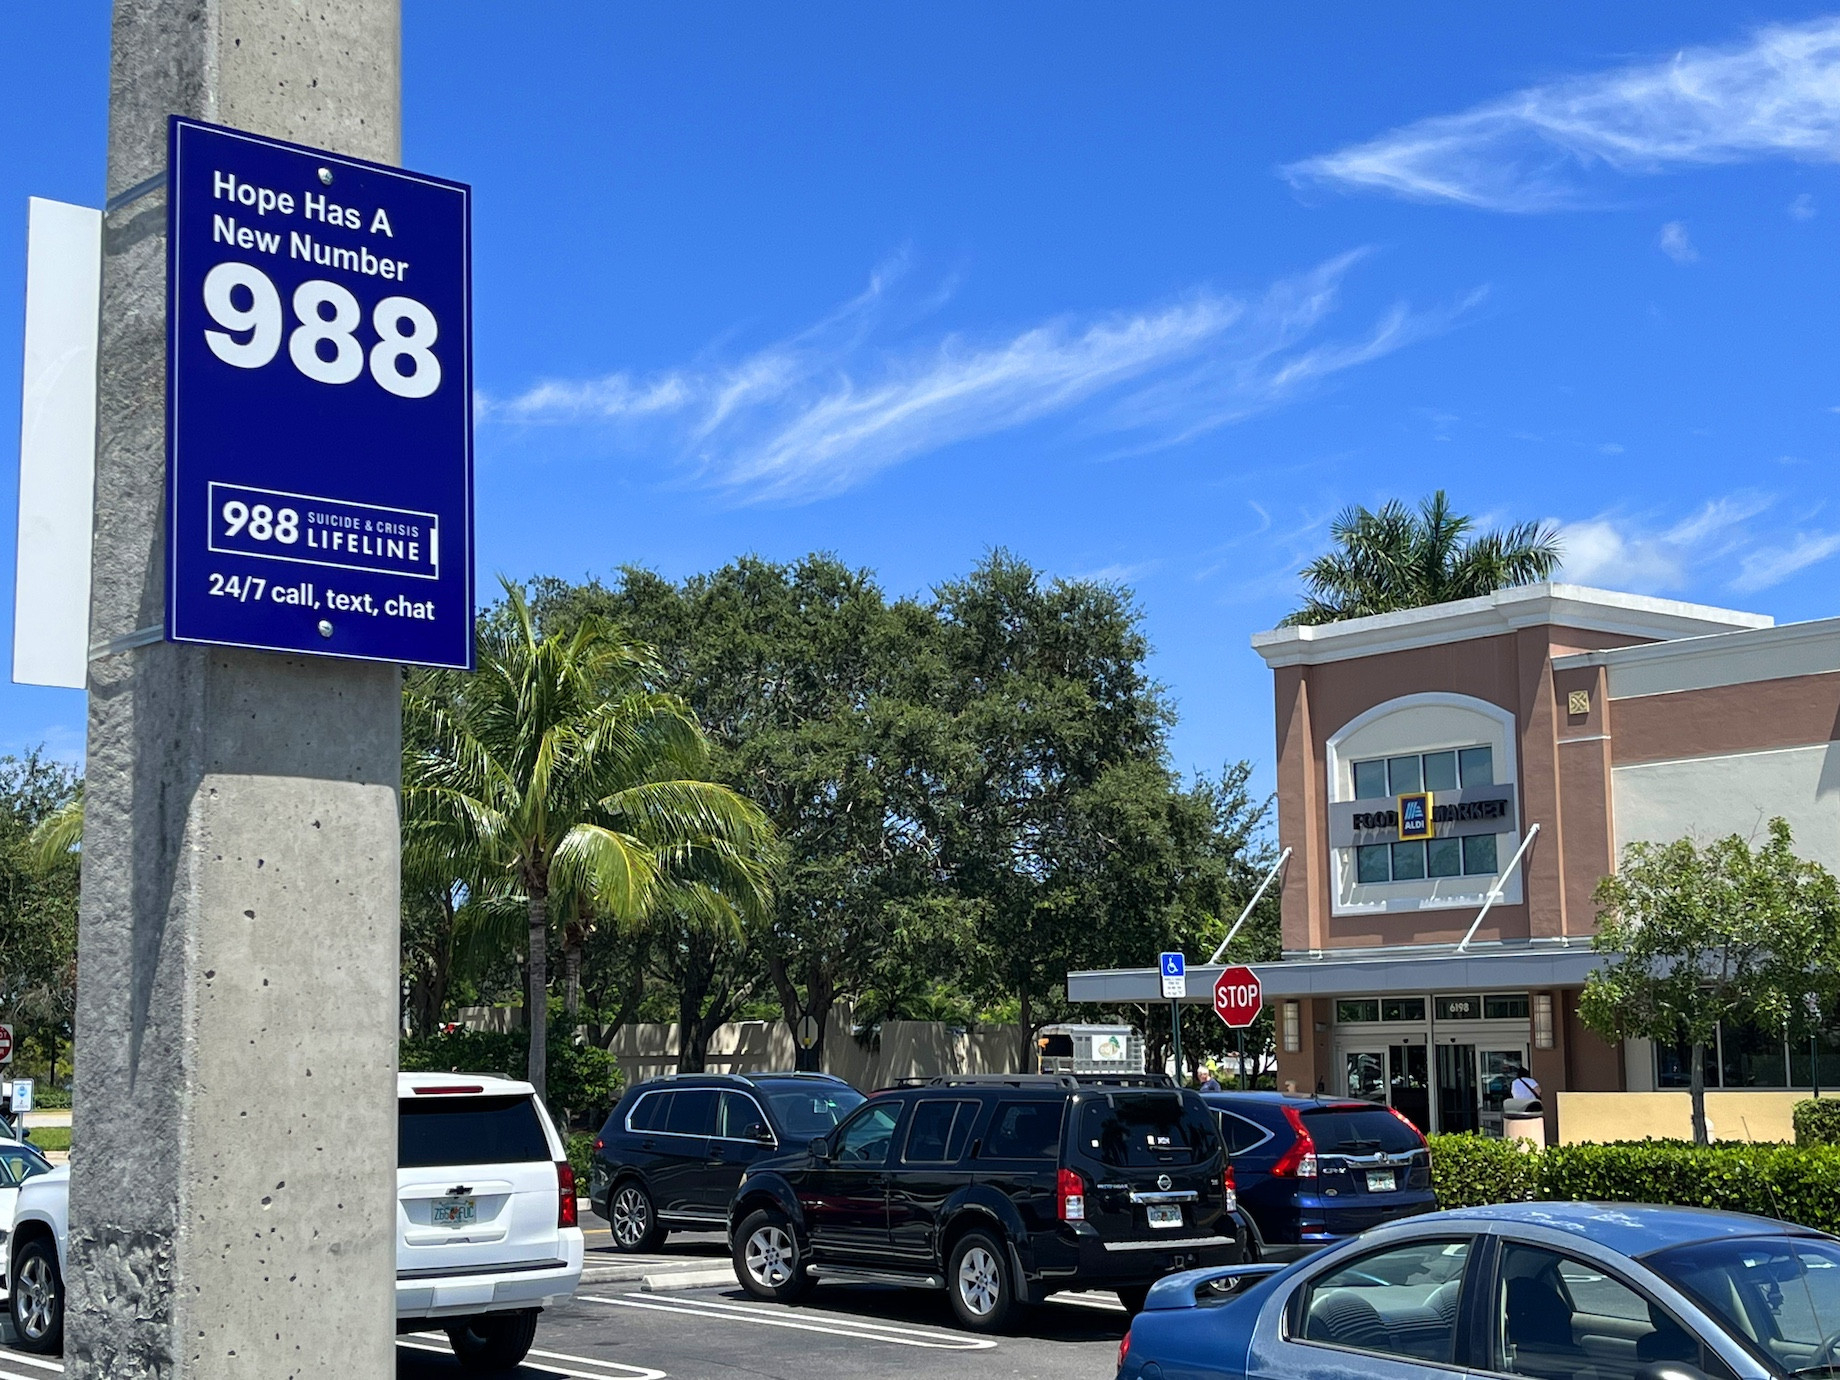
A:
1612 742 1840 874
1558 1090 1837 1145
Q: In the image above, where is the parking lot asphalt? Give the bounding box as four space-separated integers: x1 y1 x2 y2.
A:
0 1229 1129 1380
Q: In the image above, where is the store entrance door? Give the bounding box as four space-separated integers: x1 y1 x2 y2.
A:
1436 1044 1479 1134
1388 1045 1430 1135
1344 1049 1386 1104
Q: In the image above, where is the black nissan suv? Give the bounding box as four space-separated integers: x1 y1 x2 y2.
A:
591 1072 864 1252
725 1074 1245 1330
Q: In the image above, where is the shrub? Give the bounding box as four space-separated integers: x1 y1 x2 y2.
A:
1427 1133 1540 1208
401 1018 623 1129
565 1131 595 1188
1794 1098 1840 1146
30 1087 71 1110
1429 1134 1840 1236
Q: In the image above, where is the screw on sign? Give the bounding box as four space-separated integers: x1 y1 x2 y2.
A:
1213 967 1262 1029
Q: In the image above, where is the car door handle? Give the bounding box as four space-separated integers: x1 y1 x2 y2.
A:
640 1139 656 1152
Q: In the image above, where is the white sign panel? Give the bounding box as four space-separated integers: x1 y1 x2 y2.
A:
14 197 100 690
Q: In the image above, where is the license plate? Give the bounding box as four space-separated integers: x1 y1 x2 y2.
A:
1147 1203 1183 1229
431 1194 477 1226
1366 1170 1396 1193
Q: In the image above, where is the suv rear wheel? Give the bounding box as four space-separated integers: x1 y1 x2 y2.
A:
947 1229 1014 1332
733 1207 813 1303
9 1237 63 1354
446 1310 538 1372
609 1180 665 1253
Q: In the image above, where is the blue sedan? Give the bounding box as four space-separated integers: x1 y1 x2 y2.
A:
1118 1200 1840 1380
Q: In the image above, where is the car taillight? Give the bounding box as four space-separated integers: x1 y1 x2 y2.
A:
1057 1168 1086 1222
594 1137 604 1152
557 1161 578 1228
1223 1160 1237 1211
1118 1326 1132 1370
1271 1107 1318 1178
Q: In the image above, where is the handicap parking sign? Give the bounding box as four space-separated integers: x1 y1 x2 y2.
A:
1159 951 1186 998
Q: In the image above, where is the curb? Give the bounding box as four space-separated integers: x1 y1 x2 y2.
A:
580 1261 732 1287
640 1266 736 1292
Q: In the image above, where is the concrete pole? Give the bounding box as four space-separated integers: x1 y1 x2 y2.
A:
70 3 402 1375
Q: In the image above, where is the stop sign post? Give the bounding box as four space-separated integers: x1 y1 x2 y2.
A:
1214 965 1262 1029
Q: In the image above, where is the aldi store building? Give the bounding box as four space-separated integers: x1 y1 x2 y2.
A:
1069 583 1840 1142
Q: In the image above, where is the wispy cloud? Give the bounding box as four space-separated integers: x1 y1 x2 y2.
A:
1790 191 1819 220
1557 493 1840 595
1658 221 1699 263
479 254 1479 504
1286 16 1840 211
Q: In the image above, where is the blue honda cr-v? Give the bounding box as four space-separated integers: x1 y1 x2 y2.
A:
1204 1091 1435 1261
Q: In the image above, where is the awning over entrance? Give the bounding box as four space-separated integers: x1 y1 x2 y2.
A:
1066 944 1606 1003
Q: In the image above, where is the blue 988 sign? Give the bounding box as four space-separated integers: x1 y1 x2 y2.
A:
165 117 473 669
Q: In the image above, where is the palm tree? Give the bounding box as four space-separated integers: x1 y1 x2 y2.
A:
1284 491 1561 626
403 584 777 1098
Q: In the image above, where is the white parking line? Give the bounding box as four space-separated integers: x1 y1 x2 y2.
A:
582 1292 998 1350
1047 1291 1128 1313
0 1346 62 1375
398 1335 668 1379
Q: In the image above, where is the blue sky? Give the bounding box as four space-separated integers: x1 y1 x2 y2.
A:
7 4 1840 791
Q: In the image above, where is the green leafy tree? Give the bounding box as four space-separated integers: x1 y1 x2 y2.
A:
1580 819 1840 1145
402 585 778 1098
525 557 950 1072
10 754 83 1083
1285 490 1560 626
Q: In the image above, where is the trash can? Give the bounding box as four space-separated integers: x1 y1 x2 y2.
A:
1502 1096 1546 1147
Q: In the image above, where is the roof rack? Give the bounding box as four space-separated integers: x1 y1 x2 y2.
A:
883 1073 1178 1091
1071 1073 1177 1089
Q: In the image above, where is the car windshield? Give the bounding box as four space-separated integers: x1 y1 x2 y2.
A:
1647 1235 1840 1375
761 1084 864 1139
1078 1092 1218 1167
1302 1105 1423 1155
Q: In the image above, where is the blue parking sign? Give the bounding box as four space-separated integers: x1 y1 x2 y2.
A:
1160 952 1185 978
165 117 473 668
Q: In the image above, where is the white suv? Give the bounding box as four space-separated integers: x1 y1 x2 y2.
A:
8 1073 584 1370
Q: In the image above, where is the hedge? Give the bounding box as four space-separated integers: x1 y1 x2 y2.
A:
1428 1134 1840 1236
1794 1098 1840 1147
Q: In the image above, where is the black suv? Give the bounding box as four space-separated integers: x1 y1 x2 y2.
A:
591 1072 864 1252
726 1073 1244 1330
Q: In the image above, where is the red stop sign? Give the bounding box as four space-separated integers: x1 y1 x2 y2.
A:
0 1026 14 1063
1213 966 1262 1028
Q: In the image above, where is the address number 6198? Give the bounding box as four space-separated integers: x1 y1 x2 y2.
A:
201 260 441 400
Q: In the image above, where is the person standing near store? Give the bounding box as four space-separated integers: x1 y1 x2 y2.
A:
1510 1065 1541 1104
1198 1063 1221 1092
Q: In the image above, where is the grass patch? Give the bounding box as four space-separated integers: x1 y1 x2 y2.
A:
25 1126 69 1153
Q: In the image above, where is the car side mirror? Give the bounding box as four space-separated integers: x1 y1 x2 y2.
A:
749 1123 775 1144
808 1137 830 1160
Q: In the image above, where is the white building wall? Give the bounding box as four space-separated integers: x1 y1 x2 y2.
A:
1611 743 1840 874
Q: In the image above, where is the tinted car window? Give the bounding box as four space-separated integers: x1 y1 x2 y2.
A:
835 1102 901 1165
1302 1105 1423 1155
715 1091 770 1140
0 1145 49 1186
983 1101 1063 1160
1218 1110 1270 1155
761 1083 864 1139
665 1089 716 1138
1077 1092 1218 1166
400 1093 550 1169
904 1100 977 1163
1298 1237 1470 1363
627 1090 671 1132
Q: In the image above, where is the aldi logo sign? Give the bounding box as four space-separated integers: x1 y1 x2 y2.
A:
1397 791 1432 840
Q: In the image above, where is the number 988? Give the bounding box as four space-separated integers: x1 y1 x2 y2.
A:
222 500 299 545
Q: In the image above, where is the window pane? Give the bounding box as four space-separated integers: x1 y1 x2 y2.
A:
399 1094 552 1169
1423 751 1458 792
1459 746 1493 787
1300 1239 1470 1362
716 1091 768 1140
1353 760 1389 800
1336 999 1380 1024
1462 834 1499 875
1721 1016 1788 1089
665 1089 716 1138
1656 1037 1721 1090
983 1101 1064 1160
1650 1237 1840 1376
1391 841 1426 880
1387 756 1422 795
1435 995 1482 1021
835 1102 901 1165
1426 838 1462 877
1356 845 1391 883
904 1100 960 1162
1496 1243 1702 1380
1077 1092 1219 1167
628 1090 670 1132
1381 997 1425 1022
1484 994 1530 1020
